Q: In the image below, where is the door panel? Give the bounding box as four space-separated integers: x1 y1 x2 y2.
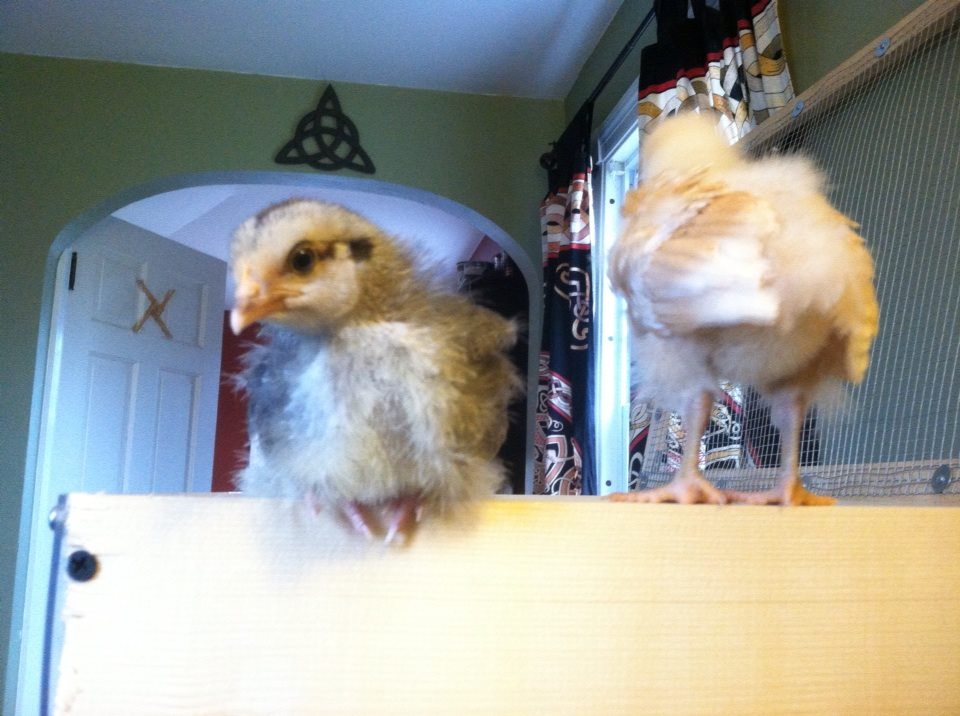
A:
152 368 203 493
51 216 224 497
80 354 138 492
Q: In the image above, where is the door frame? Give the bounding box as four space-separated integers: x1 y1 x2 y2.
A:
7 170 542 713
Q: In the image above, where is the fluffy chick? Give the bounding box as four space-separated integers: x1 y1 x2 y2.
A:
608 112 879 506
230 199 520 542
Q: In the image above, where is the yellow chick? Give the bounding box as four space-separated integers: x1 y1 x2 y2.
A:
608 113 879 505
230 199 520 542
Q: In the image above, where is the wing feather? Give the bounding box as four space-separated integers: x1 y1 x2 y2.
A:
609 172 781 335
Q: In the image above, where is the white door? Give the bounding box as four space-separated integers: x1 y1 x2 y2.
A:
15 216 226 714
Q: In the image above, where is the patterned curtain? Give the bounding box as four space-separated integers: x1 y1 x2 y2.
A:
534 105 596 495
627 0 805 486
637 0 793 139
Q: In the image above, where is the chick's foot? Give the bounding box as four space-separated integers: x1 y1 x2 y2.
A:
609 472 728 505
728 475 835 506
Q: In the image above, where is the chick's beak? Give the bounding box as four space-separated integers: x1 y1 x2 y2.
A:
230 272 291 335
230 298 286 335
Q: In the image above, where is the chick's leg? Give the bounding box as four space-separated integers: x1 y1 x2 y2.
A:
336 501 382 540
610 392 727 505
383 494 424 546
733 390 834 506
307 492 382 540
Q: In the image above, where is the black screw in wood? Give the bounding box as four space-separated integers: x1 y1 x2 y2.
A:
67 550 99 582
931 465 951 494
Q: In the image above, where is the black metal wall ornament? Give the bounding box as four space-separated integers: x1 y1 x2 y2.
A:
275 84 376 174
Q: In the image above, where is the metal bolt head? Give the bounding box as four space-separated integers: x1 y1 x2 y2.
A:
67 550 99 582
931 465 951 494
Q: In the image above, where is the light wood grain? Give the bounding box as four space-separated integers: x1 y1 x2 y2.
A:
51 494 960 715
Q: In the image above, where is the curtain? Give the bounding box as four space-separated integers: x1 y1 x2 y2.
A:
637 0 793 139
533 105 597 495
628 0 806 484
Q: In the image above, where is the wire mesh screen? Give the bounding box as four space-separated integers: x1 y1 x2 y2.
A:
631 1 959 497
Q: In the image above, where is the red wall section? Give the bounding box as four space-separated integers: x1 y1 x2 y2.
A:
211 312 259 491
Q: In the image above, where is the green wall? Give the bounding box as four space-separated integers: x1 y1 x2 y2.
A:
0 51 563 703
779 0 926 93
788 31 960 467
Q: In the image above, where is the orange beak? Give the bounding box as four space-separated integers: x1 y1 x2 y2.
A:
230 267 298 334
229 294 289 335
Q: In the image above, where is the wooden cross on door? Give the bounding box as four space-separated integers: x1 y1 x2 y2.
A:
132 278 175 339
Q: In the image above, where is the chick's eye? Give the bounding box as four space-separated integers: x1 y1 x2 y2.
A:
288 245 316 275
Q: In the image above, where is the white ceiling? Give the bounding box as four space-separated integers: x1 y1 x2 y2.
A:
0 0 624 100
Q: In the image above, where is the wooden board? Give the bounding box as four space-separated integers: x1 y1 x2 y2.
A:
50 494 960 715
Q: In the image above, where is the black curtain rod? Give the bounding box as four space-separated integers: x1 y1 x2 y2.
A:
586 6 656 107
540 6 656 172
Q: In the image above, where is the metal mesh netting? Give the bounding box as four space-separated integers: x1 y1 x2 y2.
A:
631 1 960 497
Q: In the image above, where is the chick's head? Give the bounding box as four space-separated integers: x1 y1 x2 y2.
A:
641 111 739 180
230 199 384 335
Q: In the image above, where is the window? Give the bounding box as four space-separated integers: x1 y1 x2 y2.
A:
594 82 640 495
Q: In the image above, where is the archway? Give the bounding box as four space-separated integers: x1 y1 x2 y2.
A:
10 171 541 713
